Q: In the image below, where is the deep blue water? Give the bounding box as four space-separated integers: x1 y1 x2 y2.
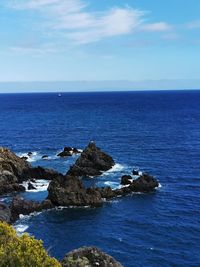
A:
0 91 200 267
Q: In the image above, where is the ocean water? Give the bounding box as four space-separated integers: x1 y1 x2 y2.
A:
0 91 200 267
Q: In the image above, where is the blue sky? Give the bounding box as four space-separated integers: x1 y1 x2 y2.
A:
0 0 200 91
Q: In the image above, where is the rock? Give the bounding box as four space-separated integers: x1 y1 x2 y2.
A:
0 202 11 223
21 156 28 161
97 187 116 199
0 147 59 195
27 152 32 157
28 182 36 190
132 169 139 175
47 174 103 207
72 148 80 154
57 151 72 157
10 196 54 222
57 146 81 157
42 155 48 159
64 147 73 152
120 175 132 185
61 246 123 267
67 142 115 177
130 173 159 193
57 147 73 157
22 166 60 181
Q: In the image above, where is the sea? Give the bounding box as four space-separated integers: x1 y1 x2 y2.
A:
0 90 199 267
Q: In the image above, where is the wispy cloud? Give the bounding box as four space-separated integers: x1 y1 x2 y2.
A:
186 20 200 29
7 0 172 45
140 22 172 32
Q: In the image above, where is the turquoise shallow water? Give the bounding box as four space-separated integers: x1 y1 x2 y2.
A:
0 91 200 266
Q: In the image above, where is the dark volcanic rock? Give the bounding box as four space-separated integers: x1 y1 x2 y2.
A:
132 169 139 175
57 146 81 157
120 175 132 185
0 147 60 195
28 182 36 190
10 196 54 222
72 148 80 154
67 142 115 177
21 156 28 161
61 246 123 267
57 147 73 157
130 173 159 192
48 174 103 207
0 202 11 223
57 151 72 157
42 155 48 159
23 166 59 181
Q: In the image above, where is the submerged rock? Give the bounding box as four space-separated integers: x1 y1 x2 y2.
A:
0 202 11 223
61 246 123 267
48 174 103 207
67 142 115 177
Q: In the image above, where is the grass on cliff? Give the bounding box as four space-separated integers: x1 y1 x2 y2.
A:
0 222 61 267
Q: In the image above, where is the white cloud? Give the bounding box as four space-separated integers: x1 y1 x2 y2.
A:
7 0 172 45
140 22 172 32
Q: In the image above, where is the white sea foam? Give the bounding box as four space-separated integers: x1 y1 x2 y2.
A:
157 183 162 188
103 163 125 176
15 224 29 234
104 181 119 188
17 151 41 162
21 179 50 192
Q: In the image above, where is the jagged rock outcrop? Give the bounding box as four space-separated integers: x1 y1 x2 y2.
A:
118 173 159 194
57 147 81 157
0 147 60 195
28 182 36 190
67 142 115 177
0 147 30 195
0 202 11 223
120 175 132 185
130 173 159 192
10 196 54 222
48 171 158 208
61 246 123 267
48 174 103 207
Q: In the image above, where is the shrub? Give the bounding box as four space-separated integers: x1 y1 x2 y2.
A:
0 222 61 267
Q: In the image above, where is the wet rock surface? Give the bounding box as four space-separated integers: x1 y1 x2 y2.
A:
10 196 54 222
61 246 123 267
0 147 60 196
48 174 103 207
57 147 81 157
67 142 115 177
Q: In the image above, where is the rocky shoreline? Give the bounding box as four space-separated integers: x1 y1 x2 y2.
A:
0 142 159 224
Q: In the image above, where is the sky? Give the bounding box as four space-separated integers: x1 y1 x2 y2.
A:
0 0 200 92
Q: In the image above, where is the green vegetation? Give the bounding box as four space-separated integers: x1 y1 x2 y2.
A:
0 222 61 267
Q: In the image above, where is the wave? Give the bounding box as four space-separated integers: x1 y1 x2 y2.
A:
104 181 119 188
14 223 29 235
157 183 162 188
21 179 50 192
103 163 125 176
17 151 41 162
